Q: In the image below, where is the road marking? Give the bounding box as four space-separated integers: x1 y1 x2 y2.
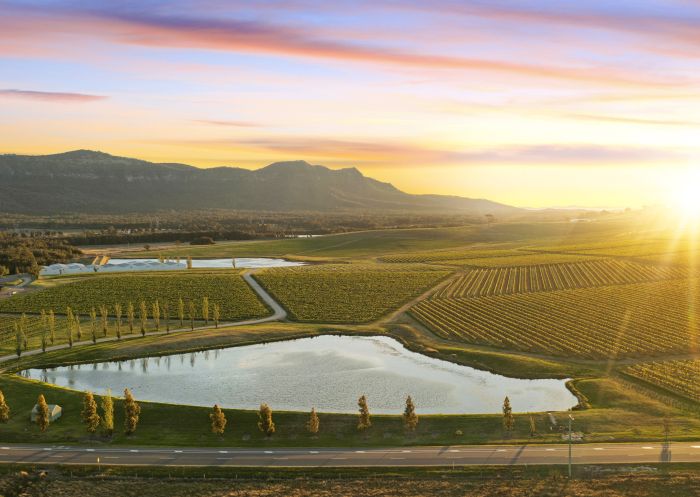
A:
174 450 183 453
309 451 319 454
129 449 139 453
692 446 700 449
545 449 556 452
216 457 229 460
85 449 95 452
593 448 604 451
0 447 8 450
264 451 274 454
642 446 654 450
496 449 507 452
448 449 460 453
42 448 52 451
103 456 120 459
218 450 228 454
390 457 405 460
355 450 365 453
332 457 348 460
402 450 411 453
49 455 64 458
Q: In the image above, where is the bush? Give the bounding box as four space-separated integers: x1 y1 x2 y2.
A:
190 236 215 245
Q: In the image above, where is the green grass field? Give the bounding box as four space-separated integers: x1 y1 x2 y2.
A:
0 272 269 321
254 265 449 322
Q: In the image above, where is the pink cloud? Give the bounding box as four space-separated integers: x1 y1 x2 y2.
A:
0 89 107 102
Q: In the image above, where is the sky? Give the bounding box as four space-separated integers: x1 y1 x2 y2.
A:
1 0 700 208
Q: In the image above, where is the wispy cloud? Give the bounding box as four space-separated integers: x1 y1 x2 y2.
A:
193 119 262 128
0 89 107 102
563 113 700 127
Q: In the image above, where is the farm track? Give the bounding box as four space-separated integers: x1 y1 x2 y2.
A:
0 270 286 364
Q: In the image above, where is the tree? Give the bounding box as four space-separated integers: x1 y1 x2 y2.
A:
187 255 193 269
74 312 82 341
162 301 170 333
123 388 141 435
14 322 22 358
306 407 320 435
403 395 418 432
99 305 109 336
188 300 195 330
502 396 514 433
40 310 48 352
114 303 122 339
202 296 209 326
0 389 10 422
139 300 148 336
213 303 220 329
257 403 275 436
210 404 227 435
357 395 371 431
0 265 8 277
48 310 55 344
101 389 114 436
177 297 185 327
65 306 74 347
90 307 98 344
127 302 135 334
81 391 101 433
35 394 50 432
152 300 160 331
529 414 537 437
19 313 28 350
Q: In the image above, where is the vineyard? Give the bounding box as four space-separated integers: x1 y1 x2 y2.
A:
411 278 700 358
436 259 689 298
379 249 522 264
0 272 269 321
254 265 449 323
623 360 700 402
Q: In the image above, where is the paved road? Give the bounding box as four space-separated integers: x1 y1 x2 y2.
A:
0 270 286 364
0 442 698 467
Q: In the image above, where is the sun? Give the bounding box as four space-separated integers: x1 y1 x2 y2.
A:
670 169 700 220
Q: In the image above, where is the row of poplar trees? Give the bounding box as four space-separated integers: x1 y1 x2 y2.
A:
14 296 222 357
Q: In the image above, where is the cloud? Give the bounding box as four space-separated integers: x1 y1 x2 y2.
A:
563 113 700 127
193 119 262 128
0 6 684 88
0 89 107 102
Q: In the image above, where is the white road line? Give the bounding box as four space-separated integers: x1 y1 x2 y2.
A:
103 456 120 459
332 457 348 460
448 449 460 453
264 451 274 454
309 451 319 454
642 447 654 450
42 448 52 451
1 447 9 450
355 450 365 453
692 446 700 449
402 450 411 453
85 449 95 452
496 449 507 452
545 449 556 452
129 449 139 453
174 450 183 453
216 457 229 460
593 448 604 451
390 457 405 460
218 450 228 454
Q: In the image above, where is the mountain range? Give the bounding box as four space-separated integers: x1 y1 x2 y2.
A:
0 150 519 215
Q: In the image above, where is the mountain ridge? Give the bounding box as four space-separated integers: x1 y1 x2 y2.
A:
0 150 519 215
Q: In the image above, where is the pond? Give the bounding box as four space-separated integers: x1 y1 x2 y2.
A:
108 258 305 269
21 336 576 414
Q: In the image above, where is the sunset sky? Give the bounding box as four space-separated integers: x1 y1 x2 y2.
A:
1 0 699 208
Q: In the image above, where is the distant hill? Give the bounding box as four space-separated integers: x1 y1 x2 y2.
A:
0 150 520 215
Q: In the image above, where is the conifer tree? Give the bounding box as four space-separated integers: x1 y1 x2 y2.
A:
101 389 114 436
152 300 160 331
162 301 170 332
178 297 185 327
188 300 195 330
187 255 193 269
139 300 148 336
99 305 109 336
127 302 135 334
81 391 101 433
403 395 418 432
114 303 122 339
307 407 320 435
257 403 275 436
14 322 22 358
89 307 98 344
529 414 537 437
202 296 209 326
65 309 73 348
210 404 227 435
40 310 47 351
357 395 371 431
123 388 141 435
36 394 50 432
213 303 220 329
0 389 10 422
48 309 56 344
20 314 28 350
502 396 514 433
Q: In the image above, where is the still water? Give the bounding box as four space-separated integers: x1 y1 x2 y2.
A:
21 335 576 414
108 258 305 268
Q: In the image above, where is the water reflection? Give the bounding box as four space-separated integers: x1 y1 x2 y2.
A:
20 336 576 414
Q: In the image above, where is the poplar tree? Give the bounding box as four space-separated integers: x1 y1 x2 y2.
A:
162 301 170 332
74 312 82 341
188 300 195 330
357 395 371 431
81 391 101 433
0 390 10 422
213 303 220 329
20 314 28 350
36 394 50 432
114 303 122 339
502 396 514 433
40 310 47 351
529 414 537 437
178 297 185 327
257 403 275 436
123 388 141 435
89 307 98 344
127 302 135 334
403 395 418 432
48 310 56 344
65 309 74 348
101 389 114 436
99 305 109 336
210 404 227 435
187 255 193 269
306 407 320 435
139 301 148 336
152 300 160 331
14 322 22 358
202 296 209 326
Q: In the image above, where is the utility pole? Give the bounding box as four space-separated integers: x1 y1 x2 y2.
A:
568 414 575 479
